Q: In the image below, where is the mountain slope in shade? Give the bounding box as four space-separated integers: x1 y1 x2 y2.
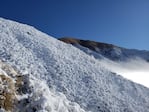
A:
59 37 149 61
0 18 149 112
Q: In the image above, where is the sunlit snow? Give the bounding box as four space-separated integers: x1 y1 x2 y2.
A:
74 44 149 88
0 17 149 112
119 71 149 88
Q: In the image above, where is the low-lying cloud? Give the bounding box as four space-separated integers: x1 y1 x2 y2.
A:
100 57 149 88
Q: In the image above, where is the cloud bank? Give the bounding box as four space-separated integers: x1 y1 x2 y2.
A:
100 58 149 87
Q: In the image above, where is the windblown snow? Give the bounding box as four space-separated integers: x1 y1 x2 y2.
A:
0 18 149 112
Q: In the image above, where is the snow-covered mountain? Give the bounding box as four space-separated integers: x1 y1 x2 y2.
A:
0 18 149 112
59 38 149 61
59 38 149 88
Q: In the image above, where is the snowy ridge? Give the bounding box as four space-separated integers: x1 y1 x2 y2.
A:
0 18 149 112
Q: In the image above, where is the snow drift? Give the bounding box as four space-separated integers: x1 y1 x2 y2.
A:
0 18 149 112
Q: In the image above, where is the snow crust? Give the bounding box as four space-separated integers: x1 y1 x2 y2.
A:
26 77 87 112
75 44 149 87
0 61 87 112
0 18 149 112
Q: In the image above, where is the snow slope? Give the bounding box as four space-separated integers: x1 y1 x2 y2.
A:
59 38 149 88
0 18 149 112
0 61 86 112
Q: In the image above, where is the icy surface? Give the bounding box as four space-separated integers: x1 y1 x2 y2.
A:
0 18 149 112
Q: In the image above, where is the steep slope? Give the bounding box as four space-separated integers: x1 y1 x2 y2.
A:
0 60 86 112
59 38 149 88
0 18 149 112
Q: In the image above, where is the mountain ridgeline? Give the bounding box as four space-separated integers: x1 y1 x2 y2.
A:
0 18 149 112
59 37 149 61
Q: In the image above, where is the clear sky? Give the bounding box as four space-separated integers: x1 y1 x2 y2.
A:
0 0 149 50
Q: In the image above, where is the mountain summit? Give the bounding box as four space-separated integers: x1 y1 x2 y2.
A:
0 18 149 112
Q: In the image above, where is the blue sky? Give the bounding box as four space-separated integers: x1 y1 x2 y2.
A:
0 0 149 50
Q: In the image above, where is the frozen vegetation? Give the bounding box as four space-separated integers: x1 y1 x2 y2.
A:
0 18 149 112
